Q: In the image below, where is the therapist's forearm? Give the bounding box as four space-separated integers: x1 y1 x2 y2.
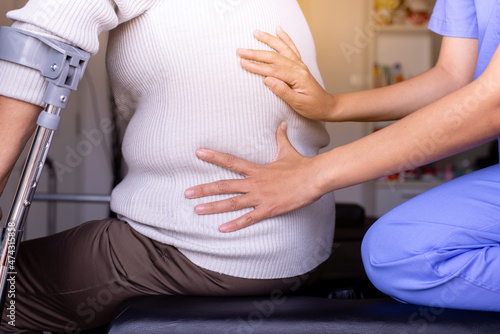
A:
329 64 469 123
0 96 40 196
328 37 479 123
241 33 478 123
184 72 500 232
315 70 500 194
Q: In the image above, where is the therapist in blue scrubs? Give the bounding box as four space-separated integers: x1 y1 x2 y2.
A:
185 0 500 311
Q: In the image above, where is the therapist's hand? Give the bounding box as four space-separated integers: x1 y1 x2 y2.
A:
185 122 324 233
237 27 334 121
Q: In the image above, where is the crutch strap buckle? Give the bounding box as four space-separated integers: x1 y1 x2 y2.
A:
0 26 90 108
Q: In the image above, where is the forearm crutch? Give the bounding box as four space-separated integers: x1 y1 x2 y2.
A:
0 26 89 311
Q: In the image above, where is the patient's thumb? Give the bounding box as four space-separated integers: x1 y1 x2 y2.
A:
272 121 296 161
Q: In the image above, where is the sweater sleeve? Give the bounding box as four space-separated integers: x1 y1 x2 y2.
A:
0 0 160 106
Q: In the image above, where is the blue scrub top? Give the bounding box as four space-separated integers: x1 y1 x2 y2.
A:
428 0 500 79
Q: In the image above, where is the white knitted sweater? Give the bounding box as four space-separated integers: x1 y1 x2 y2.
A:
0 0 335 279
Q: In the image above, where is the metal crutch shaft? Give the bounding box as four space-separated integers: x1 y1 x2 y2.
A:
0 26 89 312
0 104 61 308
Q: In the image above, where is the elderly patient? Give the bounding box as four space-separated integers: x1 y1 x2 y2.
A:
0 0 335 332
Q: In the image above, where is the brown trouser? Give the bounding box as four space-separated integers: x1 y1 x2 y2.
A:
0 218 321 333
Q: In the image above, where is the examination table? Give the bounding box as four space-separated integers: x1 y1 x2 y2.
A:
100 204 500 334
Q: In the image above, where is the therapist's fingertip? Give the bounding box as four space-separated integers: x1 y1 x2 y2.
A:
219 223 234 233
195 204 205 214
280 121 287 130
196 149 208 158
185 189 195 198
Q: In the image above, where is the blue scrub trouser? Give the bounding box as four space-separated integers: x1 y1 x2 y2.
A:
362 164 500 312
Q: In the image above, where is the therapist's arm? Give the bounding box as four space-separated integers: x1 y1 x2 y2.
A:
185 34 499 233
237 28 478 122
187 51 500 232
0 96 41 221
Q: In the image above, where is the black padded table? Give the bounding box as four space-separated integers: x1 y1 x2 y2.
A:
107 295 500 334
100 204 500 334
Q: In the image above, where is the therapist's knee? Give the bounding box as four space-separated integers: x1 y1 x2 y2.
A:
361 215 412 299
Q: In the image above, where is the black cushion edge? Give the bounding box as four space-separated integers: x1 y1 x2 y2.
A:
107 295 500 334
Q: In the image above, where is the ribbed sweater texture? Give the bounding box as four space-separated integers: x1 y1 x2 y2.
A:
0 0 335 279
